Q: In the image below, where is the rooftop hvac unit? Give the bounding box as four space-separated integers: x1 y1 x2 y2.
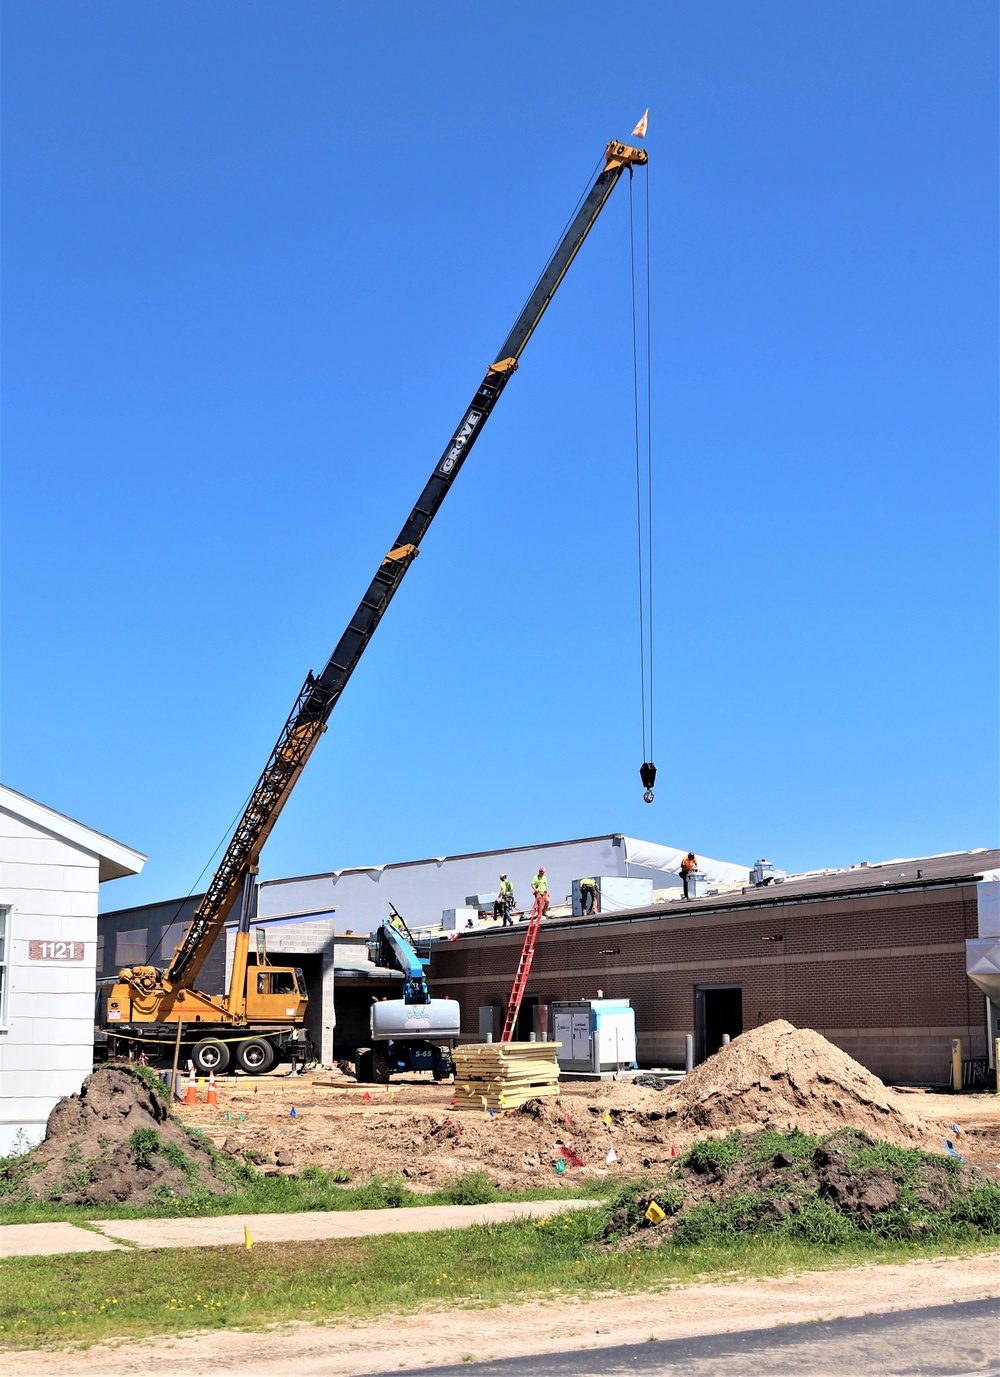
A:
752 859 787 887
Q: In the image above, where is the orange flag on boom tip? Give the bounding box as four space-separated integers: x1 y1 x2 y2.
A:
632 109 649 138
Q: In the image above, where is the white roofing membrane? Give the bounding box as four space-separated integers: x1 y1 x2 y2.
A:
622 838 750 887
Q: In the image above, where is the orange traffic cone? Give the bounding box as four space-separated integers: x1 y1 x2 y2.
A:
185 1065 198 1105
207 1070 218 1106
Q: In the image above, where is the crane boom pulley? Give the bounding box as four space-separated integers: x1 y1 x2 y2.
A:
130 138 648 1009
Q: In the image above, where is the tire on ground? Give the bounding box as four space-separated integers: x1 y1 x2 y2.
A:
235 1037 275 1075
372 1046 391 1084
355 1048 374 1082
191 1038 230 1074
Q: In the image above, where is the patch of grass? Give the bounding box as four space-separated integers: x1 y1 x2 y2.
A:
130 1064 170 1104
611 1128 1000 1252
442 1172 497 1206
0 1216 996 1350
0 1166 609 1226
128 1129 161 1172
747 1127 819 1165
683 1135 743 1176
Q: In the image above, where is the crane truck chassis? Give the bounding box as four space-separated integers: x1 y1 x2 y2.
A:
102 138 647 1071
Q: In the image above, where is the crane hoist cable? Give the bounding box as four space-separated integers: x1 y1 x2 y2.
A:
629 166 656 803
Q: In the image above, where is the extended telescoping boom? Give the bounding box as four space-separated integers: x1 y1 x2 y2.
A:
110 138 648 1050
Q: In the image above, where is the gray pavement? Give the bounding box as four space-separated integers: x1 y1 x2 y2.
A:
386 1298 1000 1377
0 1222 128 1258
0 1198 595 1256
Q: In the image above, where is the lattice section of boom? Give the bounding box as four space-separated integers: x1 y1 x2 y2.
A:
166 674 333 987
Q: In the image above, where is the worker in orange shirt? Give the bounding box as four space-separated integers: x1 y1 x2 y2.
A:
680 852 698 900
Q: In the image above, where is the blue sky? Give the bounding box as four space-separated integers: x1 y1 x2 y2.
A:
3 2 996 911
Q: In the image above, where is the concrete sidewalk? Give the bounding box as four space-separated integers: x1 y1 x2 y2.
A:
0 1222 128 1258
0 1198 593 1257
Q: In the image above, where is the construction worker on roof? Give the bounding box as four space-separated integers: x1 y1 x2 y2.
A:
579 876 598 915
680 852 698 900
530 867 549 920
494 874 515 926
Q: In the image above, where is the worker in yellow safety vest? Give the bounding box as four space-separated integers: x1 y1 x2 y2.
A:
493 875 515 925
579 877 598 915
530 867 549 920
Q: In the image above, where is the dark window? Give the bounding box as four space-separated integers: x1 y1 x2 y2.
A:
115 929 147 966
160 923 188 963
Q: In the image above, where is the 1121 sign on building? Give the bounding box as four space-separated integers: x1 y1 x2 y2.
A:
29 941 85 961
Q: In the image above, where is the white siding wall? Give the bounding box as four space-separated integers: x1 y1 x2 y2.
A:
0 808 101 1154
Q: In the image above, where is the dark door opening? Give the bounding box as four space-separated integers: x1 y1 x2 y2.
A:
514 995 538 1042
695 984 743 1062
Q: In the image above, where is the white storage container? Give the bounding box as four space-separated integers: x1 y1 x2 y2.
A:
441 907 479 931
572 877 653 915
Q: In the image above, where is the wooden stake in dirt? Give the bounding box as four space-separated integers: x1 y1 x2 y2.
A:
170 1020 184 1101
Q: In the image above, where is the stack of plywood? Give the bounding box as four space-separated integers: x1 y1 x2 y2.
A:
452 1041 560 1112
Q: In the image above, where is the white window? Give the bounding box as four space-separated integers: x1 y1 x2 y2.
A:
0 907 9 1026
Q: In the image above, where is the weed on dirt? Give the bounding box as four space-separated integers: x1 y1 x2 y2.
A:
0 1066 249 1208
600 1127 1000 1250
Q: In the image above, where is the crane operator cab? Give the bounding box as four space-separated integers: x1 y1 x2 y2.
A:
246 965 307 1019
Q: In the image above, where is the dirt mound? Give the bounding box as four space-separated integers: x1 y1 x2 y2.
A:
601 1127 1000 1247
2 1066 242 1205
183 1023 937 1190
656 1021 932 1148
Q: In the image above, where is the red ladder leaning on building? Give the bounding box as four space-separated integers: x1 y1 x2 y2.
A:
500 889 547 1042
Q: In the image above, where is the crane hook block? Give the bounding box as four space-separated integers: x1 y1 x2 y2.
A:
639 761 657 804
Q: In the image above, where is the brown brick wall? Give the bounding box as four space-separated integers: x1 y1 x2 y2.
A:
428 882 985 1084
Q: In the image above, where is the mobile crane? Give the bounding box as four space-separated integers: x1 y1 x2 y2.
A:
105 136 648 1074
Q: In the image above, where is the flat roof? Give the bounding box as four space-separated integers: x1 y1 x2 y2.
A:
258 834 628 887
439 847 1000 941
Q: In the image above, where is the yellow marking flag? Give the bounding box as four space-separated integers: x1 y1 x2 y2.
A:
244 1225 253 1250
644 1200 666 1225
632 109 649 138
603 1111 612 1125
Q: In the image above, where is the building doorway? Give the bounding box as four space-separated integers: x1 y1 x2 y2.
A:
695 984 743 1062
514 995 538 1042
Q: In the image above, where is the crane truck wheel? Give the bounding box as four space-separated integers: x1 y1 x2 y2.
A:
355 1048 374 1082
191 1038 230 1075
235 1037 275 1075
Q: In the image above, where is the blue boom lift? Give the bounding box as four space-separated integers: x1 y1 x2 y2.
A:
356 906 460 1083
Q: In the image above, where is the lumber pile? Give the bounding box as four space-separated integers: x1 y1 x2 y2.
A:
452 1041 560 1112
